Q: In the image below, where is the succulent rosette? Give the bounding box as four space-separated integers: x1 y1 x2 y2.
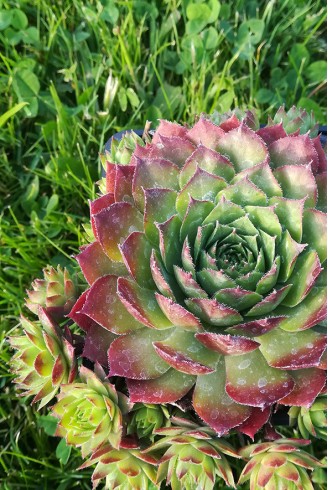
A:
26 265 78 321
127 402 171 440
53 365 132 457
9 307 76 408
144 418 238 489
289 394 327 440
71 108 327 437
238 438 324 489
80 439 159 489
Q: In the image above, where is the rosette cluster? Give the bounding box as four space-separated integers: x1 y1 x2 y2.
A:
71 111 327 437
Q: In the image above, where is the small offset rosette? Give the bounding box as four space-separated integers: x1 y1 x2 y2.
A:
238 438 325 489
80 437 159 490
26 265 78 321
72 107 327 437
144 417 238 489
9 307 77 408
52 365 132 458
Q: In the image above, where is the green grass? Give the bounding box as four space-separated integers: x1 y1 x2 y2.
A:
0 0 326 487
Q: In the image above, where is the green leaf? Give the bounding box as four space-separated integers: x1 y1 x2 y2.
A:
21 176 39 213
100 0 119 24
46 194 59 215
11 9 28 30
37 415 58 436
186 3 211 21
0 102 28 128
306 61 327 84
126 87 140 108
240 19 264 44
289 43 310 69
256 88 274 104
12 69 40 118
5 27 22 45
0 10 12 30
56 438 71 465
202 26 219 50
118 87 127 111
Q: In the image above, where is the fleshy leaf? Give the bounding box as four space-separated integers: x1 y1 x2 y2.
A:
227 317 286 337
132 157 180 210
152 134 195 167
217 178 267 207
81 275 144 335
197 269 236 295
256 257 281 295
216 124 268 172
269 196 304 242
315 172 327 212
225 349 294 407
245 206 282 240
174 266 208 299
269 134 319 174
302 208 327 263
114 164 135 203
186 116 225 148
277 230 306 282
157 215 182 273
232 162 282 198
117 277 173 329
238 407 271 439
155 293 202 331
246 285 292 316
258 328 327 369
176 167 227 216
273 165 317 208
279 368 326 408
196 333 259 355
185 298 242 326
94 202 143 261
108 328 171 379
150 250 176 299
277 286 327 332
256 123 287 145
127 369 195 403
82 323 117 367
144 188 177 245
180 197 214 243
213 288 262 311
152 120 188 143
282 250 322 307
120 232 154 288
153 330 219 375
179 145 234 188
76 242 127 285
193 360 251 435
203 197 245 225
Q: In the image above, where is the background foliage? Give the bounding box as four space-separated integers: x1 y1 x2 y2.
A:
0 0 326 487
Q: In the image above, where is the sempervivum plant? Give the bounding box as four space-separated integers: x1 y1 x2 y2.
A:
26 265 78 321
8 106 327 489
289 394 327 440
52 365 132 457
9 307 77 408
144 417 238 489
238 439 324 489
72 107 327 437
80 439 159 489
